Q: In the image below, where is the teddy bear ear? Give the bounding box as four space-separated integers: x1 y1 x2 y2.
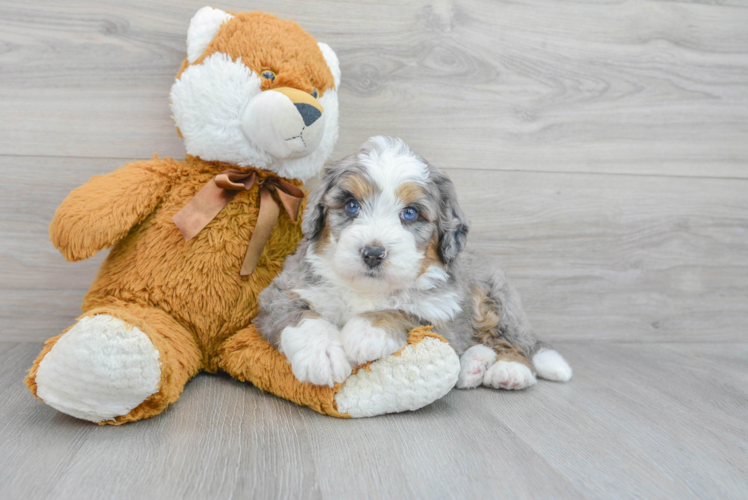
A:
318 42 341 90
186 6 234 64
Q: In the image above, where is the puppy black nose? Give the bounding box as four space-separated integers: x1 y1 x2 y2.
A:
361 245 386 269
294 102 322 126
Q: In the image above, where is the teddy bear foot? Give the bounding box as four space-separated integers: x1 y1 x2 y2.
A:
33 315 162 422
333 332 460 417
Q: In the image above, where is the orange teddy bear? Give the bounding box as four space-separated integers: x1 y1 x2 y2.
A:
25 7 459 424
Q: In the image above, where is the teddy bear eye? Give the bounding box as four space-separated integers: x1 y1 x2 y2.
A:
311 88 319 99
261 70 276 81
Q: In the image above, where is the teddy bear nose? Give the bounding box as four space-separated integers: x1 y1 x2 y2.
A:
294 103 322 126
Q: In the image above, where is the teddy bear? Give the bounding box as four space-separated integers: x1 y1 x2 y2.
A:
24 7 459 424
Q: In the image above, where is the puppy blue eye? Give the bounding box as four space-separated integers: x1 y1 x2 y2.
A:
401 207 418 221
345 200 360 215
261 70 276 81
311 88 319 99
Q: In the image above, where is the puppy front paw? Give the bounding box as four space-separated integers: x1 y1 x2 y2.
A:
280 318 352 387
340 315 407 365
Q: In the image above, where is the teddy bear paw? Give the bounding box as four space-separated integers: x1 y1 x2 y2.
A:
35 315 162 422
334 335 460 417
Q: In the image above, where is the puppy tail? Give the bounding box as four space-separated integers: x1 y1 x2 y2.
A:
531 345 573 382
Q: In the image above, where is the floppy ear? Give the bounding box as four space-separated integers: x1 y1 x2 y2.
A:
186 7 234 63
317 42 341 90
301 173 333 239
434 171 470 264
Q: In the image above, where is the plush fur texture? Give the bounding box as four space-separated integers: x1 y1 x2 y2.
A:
26 9 459 423
171 9 339 179
27 156 307 423
255 137 572 391
35 315 162 422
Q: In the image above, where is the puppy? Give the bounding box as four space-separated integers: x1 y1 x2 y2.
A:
255 136 572 389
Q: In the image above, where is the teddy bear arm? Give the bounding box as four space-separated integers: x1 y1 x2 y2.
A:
215 325 461 418
50 160 174 261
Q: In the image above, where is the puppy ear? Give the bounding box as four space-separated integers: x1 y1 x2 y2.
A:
434 171 470 264
301 174 332 239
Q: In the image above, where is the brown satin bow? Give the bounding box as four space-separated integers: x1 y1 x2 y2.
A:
173 169 304 276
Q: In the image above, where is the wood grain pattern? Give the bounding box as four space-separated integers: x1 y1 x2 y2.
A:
1 341 746 499
2 155 746 342
1 1 747 496
1 0 747 177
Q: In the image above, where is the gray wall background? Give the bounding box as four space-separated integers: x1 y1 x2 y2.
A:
1 0 746 342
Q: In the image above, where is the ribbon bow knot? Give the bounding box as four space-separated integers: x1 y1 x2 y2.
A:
173 168 304 276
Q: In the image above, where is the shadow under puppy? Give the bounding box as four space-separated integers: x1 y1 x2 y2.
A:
255 136 572 390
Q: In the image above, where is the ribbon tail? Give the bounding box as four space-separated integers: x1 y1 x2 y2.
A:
173 178 238 241
241 187 280 276
275 189 304 222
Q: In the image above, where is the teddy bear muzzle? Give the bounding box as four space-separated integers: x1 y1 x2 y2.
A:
241 87 326 160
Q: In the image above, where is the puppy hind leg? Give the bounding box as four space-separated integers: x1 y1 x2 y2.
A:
470 285 536 390
482 340 537 390
456 344 497 389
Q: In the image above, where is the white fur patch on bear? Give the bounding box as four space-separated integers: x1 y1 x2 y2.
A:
187 7 234 63
171 53 339 182
171 52 268 168
35 315 161 422
532 349 573 382
334 337 459 418
317 42 340 89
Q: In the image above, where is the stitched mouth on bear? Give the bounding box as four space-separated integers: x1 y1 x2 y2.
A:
241 89 326 160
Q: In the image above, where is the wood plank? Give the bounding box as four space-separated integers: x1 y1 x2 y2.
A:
1 342 746 499
489 342 748 499
2 155 746 342
1 0 747 178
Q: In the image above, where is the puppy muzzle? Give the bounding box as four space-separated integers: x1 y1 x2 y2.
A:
240 87 326 160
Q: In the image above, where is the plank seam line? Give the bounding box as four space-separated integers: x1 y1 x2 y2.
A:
1 154 747 182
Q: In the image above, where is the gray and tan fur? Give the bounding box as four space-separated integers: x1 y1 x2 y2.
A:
255 136 572 389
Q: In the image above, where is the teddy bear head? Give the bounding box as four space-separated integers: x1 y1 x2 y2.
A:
170 7 340 181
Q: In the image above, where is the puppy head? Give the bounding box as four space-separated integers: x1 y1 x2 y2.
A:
303 136 469 293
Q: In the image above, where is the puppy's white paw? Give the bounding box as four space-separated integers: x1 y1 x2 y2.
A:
456 344 497 389
280 318 352 387
483 360 537 390
340 315 406 365
532 349 573 382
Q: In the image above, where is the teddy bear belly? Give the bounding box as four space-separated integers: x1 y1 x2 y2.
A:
82 203 303 355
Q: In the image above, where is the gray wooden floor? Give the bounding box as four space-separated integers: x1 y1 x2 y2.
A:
1 0 747 498
1 341 747 499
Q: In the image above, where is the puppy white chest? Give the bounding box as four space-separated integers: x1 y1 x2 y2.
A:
294 285 390 327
